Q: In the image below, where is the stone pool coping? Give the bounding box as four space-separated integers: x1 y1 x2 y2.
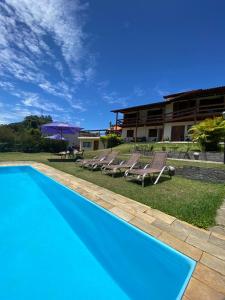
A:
1 161 225 300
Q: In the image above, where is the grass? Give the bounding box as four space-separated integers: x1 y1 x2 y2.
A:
0 151 224 228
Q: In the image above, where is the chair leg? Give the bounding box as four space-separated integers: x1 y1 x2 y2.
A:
153 167 166 185
142 177 145 188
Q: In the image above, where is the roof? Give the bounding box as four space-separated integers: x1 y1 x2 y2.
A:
164 86 225 101
112 85 225 113
78 136 100 140
111 101 165 113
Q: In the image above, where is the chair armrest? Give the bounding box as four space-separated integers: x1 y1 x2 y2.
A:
129 162 137 170
143 164 149 169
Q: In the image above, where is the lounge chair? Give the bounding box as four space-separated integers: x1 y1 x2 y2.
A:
124 152 168 187
102 153 141 177
79 150 109 168
56 150 70 159
69 149 84 159
88 151 119 170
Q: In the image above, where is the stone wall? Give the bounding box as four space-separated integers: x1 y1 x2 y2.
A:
133 149 224 162
176 166 225 183
167 151 224 162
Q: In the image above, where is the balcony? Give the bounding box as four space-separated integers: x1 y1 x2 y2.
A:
117 103 225 127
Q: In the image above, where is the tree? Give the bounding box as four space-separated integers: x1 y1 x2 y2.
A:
100 134 122 149
23 115 52 129
0 115 53 152
0 126 15 144
188 117 225 151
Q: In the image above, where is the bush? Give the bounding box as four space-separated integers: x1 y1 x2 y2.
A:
189 117 225 151
100 134 122 149
0 126 15 146
40 138 68 153
0 115 66 153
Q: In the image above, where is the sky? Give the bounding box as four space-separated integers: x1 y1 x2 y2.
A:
1 0 225 129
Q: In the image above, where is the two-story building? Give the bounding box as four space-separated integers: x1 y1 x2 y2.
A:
112 86 225 142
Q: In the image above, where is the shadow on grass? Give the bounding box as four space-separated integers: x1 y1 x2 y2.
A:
48 158 77 162
124 175 172 187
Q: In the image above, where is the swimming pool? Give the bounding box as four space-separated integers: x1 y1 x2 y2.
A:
0 166 195 299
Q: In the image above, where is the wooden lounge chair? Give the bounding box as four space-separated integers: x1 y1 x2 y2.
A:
102 153 141 177
79 150 109 168
89 151 119 170
125 152 168 187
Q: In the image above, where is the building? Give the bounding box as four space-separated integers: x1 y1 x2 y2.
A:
112 86 225 142
78 126 121 151
78 136 105 151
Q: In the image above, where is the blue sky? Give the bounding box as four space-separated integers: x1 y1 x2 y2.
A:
0 0 225 129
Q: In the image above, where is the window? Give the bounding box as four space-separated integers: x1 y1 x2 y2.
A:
147 109 163 116
148 129 158 141
83 141 92 148
148 129 157 138
124 113 137 119
127 130 134 138
173 100 195 112
199 97 224 107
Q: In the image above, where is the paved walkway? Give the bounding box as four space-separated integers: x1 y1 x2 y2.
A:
1 161 225 300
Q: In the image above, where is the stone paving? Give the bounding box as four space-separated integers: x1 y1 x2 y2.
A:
1 161 225 300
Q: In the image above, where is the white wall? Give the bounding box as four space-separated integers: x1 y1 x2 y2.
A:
79 138 105 151
64 132 79 146
139 110 147 121
163 122 194 140
165 103 173 114
122 126 163 141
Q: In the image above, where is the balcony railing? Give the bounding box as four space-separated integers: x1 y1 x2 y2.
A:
117 103 225 127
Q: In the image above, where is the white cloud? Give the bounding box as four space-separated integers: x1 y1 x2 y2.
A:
0 96 66 124
153 85 169 97
102 92 129 107
67 98 86 112
0 101 41 124
3 0 84 60
134 87 145 97
97 80 110 93
0 0 92 117
21 93 64 113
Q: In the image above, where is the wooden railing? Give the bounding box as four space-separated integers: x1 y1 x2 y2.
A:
117 103 225 127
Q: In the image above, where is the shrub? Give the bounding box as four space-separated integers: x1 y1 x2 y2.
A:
40 138 68 153
189 117 225 151
100 134 122 149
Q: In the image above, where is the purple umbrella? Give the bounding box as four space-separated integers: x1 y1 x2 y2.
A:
44 134 68 141
41 122 82 139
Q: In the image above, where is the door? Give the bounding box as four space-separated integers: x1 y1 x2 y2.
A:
93 140 99 150
158 128 163 141
171 126 185 141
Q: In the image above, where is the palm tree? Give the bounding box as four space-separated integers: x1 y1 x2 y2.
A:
188 117 225 151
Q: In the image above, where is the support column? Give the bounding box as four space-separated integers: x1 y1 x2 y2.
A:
162 107 166 141
115 112 118 131
194 99 199 124
135 111 139 143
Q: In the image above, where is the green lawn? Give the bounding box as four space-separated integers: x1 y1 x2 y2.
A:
0 151 224 228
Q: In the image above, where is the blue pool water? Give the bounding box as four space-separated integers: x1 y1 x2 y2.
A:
0 166 195 300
